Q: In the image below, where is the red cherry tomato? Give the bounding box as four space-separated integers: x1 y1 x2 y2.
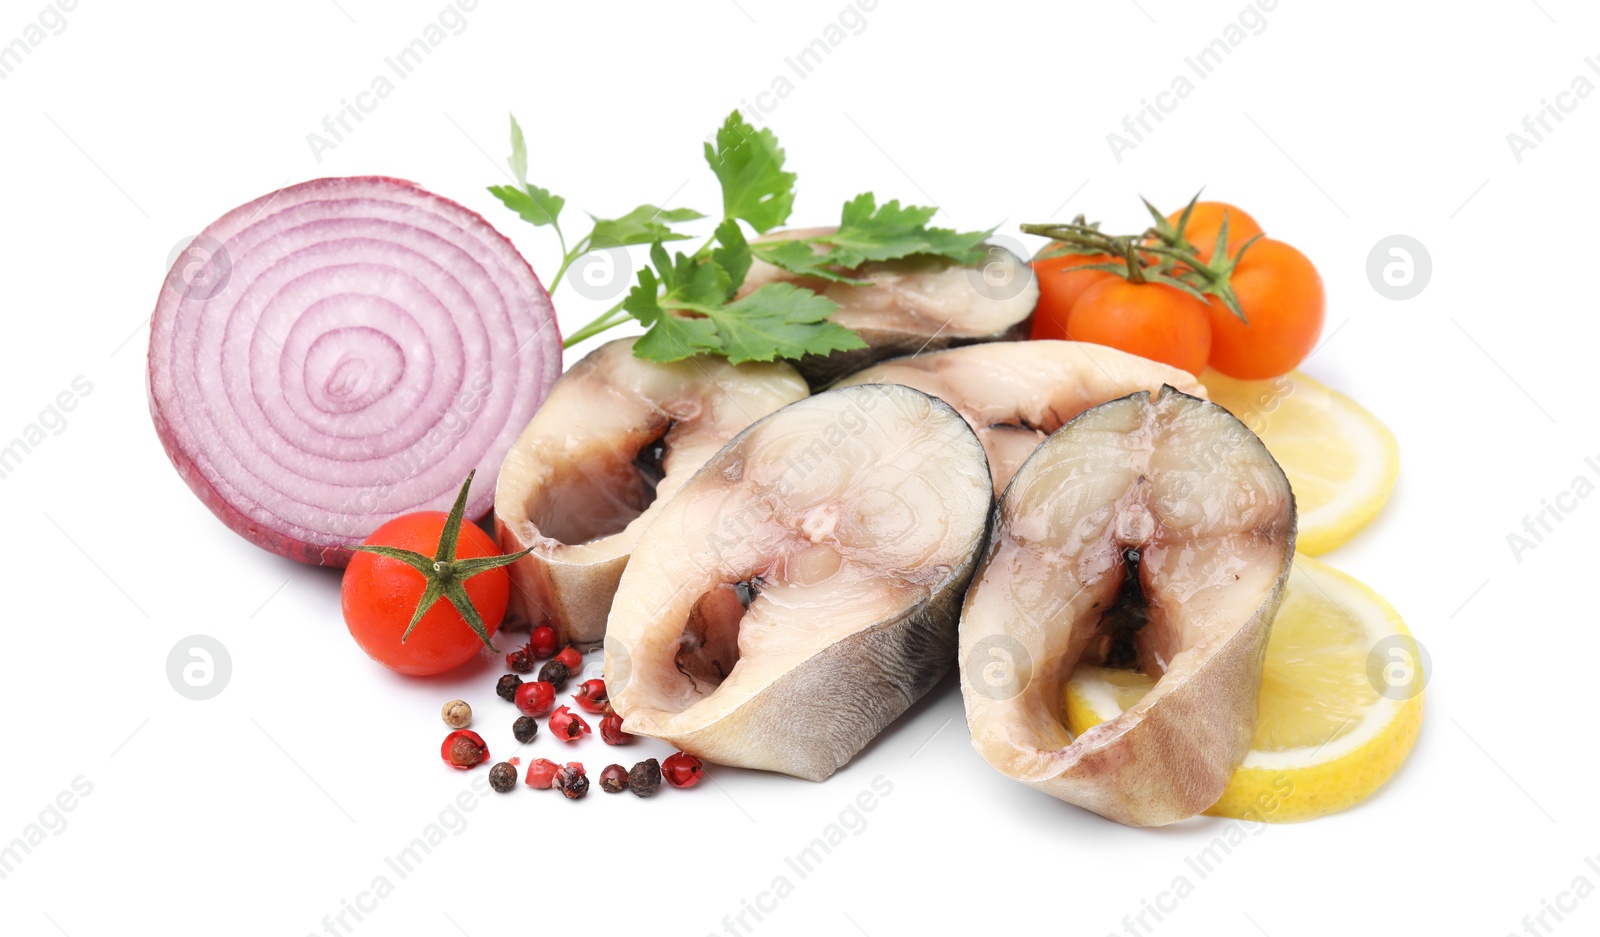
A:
342 512 509 676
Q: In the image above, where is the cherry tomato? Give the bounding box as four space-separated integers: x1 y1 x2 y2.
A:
1029 248 1118 341
1067 278 1212 376
1205 238 1324 379
1166 202 1263 262
342 512 509 676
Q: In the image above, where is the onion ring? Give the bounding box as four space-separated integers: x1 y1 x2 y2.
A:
148 176 560 566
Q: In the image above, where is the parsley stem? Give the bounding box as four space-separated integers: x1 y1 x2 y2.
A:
690 232 719 259
558 224 724 351
561 300 630 349
548 230 586 293
550 226 570 287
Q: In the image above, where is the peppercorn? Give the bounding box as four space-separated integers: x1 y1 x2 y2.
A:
663 751 705 788
572 678 609 714
513 715 539 744
441 730 489 769
529 625 559 659
538 659 570 691
489 762 518 793
555 762 589 800
599 764 628 794
549 705 591 742
441 699 472 729
599 710 634 745
554 646 583 672
514 681 556 717
506 642 537 674
525 758 560 789
628 758 662 798
496 673 523 702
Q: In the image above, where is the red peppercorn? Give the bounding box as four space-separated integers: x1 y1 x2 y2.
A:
599 764 628 793
441 730 489 769
506 641 538 674
573 678 609 714
599 711 635 745
554 762 589 799
514 681 556 717
524 758 560 789
529 625 559 659
549 705 591 742
662 752 704 788
554 646 583 672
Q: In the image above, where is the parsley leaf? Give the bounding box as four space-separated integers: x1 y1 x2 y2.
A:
507 114 530 186
750 193 992 281
488 115 566 228
707 283 865 364
625 267 719 361
827 193 992 267
712 219 752 294
750 240 869 284
650 241 732 310
489 108 1000 365
705 111 795 234
588 205 704 248
626 238 864 365
488 183 565 228
625 243 732 361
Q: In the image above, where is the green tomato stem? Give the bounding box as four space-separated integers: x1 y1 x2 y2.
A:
350 471 530 651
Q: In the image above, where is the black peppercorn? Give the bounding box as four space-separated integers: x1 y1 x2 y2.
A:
513 715 539 744
489 762 517 793
628 758 662 798
496 673 523 702
538 659 570 691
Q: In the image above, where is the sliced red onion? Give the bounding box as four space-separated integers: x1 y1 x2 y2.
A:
148 176 561 566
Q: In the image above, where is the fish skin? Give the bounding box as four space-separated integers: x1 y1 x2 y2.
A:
646 528 981 782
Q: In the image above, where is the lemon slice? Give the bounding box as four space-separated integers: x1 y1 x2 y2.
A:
1064 554 1424 823
1201 369 1399 555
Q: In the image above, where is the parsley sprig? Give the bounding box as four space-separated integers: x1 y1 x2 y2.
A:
489 111 995 364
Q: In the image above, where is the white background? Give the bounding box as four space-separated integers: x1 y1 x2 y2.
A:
1 1 1595 935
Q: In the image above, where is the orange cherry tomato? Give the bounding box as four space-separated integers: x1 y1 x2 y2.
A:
1067 278 1212 376
1029 248 1118 341
1205 238 1325 380
1166 202 1264 262
342 512 509 676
